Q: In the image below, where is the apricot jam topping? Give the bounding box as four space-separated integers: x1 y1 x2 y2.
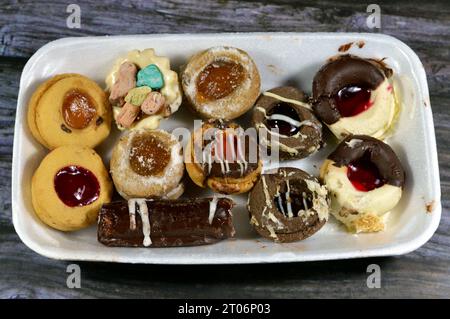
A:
54 165 100 207
62 90 97 129
129 134 171 176
196 60 245 101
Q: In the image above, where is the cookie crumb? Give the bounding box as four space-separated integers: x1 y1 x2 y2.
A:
356 40 365 48
338 42 353 52
426 201 435 213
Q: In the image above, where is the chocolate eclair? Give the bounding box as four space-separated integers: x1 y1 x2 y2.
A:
252 87 323 160
247 167 329 243
312 55 398 140
98 197 235 247
185 120 262 194
320 135 405 233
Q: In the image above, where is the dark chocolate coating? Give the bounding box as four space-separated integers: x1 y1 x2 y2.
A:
247 167 328 243
328 135 405 188
98 197 235 247
312 55 392 125
252 87 323 160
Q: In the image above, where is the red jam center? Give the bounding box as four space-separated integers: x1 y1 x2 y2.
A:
334 85 372 117
265 102 301 136
347 155 385 192
54 165 100 207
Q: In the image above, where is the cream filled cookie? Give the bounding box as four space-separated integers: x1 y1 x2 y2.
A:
185 120 262 194
247 167 329 243
106 49 182 130
252 87 323 160
182 46 261 120
313 55 398 140
110 129 184 199
320 135 405 233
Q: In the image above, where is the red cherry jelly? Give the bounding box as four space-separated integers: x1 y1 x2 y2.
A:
347 155 385 192
54 165 100 207
265 102 301 136
334 85 372 117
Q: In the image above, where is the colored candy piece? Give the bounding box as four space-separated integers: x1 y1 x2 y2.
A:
109 62 137 105
141 92 166 115
116 102 140 128
137 64 165 89
124 86 152 106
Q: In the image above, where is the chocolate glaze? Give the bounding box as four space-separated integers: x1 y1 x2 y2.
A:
312 55 392 125
247 167 328 243
98 197 235 247
252 87 322 160
328 135 405 188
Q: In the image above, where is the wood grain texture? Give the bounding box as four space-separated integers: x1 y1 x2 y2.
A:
0 0 449 299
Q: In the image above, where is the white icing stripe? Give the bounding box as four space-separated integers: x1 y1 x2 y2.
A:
263 91 312 110
277 195 285 215
128 200 137 231
267 114 303 127
285 180 294 218
208 197 218 224
136 199 152 247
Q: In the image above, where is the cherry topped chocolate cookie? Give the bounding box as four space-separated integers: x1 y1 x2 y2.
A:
252 87 323 160
312 55 398 140
247 167 329 243
182 46 261 120
320 135 405 233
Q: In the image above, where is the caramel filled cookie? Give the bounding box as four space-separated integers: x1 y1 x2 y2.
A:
313 55 398 140
320 135 405 233
110 129 184 199
182 46 261 120
28 74 111 149
185 120 262 194
252 87 323 160
247 167 329 243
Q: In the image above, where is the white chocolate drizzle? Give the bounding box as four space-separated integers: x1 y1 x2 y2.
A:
262 91 312 110
128 198 152 247
208 196 219 225
285 179 294 218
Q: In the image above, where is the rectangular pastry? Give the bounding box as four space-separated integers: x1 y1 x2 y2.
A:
98 197 235 247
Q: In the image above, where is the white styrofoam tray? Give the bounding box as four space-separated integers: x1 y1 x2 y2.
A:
12 33 441 264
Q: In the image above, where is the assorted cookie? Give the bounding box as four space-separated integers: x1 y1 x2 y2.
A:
252 87 323 159
185 120 262 194
182 46 261 120
110 129 185 199
313 55 398 140
320 135 405 233
31 146 113 231
26 46 409 247
247 168 329 242
106 49 182 129
28 73 111 149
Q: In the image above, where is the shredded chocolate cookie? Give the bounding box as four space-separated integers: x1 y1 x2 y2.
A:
247 167 329 243
252 87 323 160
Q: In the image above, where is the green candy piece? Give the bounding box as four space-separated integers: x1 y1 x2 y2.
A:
137 64 164 89
124 86 152 106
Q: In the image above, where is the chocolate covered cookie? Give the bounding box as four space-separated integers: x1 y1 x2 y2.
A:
313 55 398 140
247 167 329 243
252 87 323 160
320 135 405 233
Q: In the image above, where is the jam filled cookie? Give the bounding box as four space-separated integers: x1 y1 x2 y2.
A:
31 146 113 231
247 167 329 243
28 73 111 149
106 49 182 130
320 135 405 233
185 120 262 194
252 87 323 160
110 129 184 199
182 46 261 120
312 55 398 140
98 197 235 247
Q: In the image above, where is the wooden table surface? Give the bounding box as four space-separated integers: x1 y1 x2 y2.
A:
1 0 449 299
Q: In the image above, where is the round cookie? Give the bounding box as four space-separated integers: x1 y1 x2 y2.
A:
185 120 262 194
32 74 111 149
182 46 261 120
31 145 113 231
312 55 398 140
110 129 185 199
252 87 323 160
320 135 405 233
247 167 329 243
